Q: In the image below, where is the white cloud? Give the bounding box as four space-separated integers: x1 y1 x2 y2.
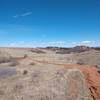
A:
80 40 95 45
21 12 32 17
48 41 66 45
44 41 66 47
12 11 32 18
8 41 35 47
71 40 96 46
7 41 67 48
80 41 93 44
1 40 99 48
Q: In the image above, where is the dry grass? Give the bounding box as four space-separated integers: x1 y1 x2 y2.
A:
24 54 28 58
9 60 19 67
77 59 85 65
30 62 36 66
0 57 11 64
0 51 12 64
30 49 46 54
23 70 28 75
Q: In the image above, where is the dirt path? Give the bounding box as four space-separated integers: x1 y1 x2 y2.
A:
17 57 100 100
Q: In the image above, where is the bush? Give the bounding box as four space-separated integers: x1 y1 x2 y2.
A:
0 51 12 64
30 49 46 54
24 54 28 58
23 70 28 75
77 59 84 65
97 70 100 73
30 62 35 65
0 57 11 64
9 60 19 67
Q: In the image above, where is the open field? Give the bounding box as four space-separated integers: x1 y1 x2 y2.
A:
0 47 100 100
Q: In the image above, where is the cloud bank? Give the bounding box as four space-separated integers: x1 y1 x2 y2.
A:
1 40 98 48
72 40 96 46
7 41 66 48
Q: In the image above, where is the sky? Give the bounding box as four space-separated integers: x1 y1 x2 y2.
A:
0 0 100 47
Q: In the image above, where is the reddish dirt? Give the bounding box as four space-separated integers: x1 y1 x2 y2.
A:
17 57 100 100
31 59 100 100
34 60 100 100
59 64 100 100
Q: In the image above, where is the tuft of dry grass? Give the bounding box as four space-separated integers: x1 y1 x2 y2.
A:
0 51 12 64
9 60 19 67
0 57 12 64
0 90 4 95
23 70 28 75
77 59 85 65
30 62 36 66
30 49 46 54
24 54 28 58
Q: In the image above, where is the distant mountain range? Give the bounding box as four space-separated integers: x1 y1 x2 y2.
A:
44 46 100 54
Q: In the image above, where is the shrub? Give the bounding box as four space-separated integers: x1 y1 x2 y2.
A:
0 51 12 64
30 62 35 65
0 57 11 64
0 90 4 95
30 49 46 54
24 54 28 58
23 70 28 75
9 60 19 67
77 59 84 65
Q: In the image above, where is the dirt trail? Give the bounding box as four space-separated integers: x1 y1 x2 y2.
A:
17 57 100 100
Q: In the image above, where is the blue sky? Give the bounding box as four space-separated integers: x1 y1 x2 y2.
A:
0 0 100 47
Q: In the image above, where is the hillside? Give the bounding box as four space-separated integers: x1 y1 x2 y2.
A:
0 47 100 100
